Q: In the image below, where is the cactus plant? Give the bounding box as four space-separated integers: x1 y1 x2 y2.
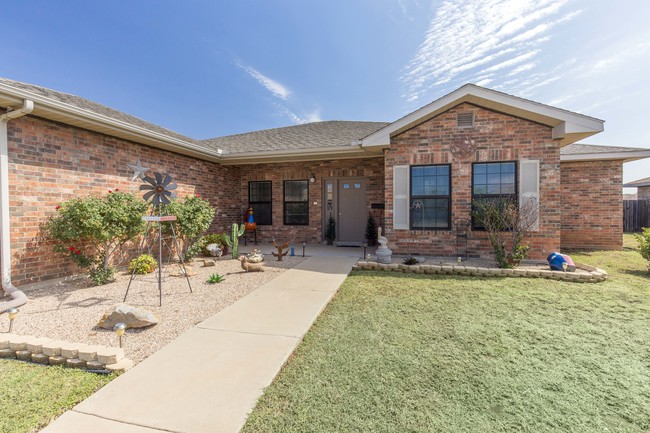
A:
224 223 246 259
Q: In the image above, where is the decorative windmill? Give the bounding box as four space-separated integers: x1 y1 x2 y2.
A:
123 161 192 306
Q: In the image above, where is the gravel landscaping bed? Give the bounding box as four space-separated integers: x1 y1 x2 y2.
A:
2 257 306 364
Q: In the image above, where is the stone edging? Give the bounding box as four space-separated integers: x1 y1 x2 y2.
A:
353 261 608 283
0 333 133 371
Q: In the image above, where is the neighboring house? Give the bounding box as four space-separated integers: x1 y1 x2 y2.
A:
624 177 650 200
1 78 650 287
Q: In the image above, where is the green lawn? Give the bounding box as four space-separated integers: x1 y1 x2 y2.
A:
0 361 114 433
243 237 650 433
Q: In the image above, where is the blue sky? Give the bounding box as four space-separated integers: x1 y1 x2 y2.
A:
1 1 649 187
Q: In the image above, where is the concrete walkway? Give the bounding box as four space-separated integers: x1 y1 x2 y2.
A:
41 256 357 433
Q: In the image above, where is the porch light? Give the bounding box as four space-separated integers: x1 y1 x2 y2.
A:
7 307 18 333
362 242 367 259
113 322 127 348
302 240 307 257
309 173 316 183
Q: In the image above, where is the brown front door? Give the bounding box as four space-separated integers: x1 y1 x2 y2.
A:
337 178 367 244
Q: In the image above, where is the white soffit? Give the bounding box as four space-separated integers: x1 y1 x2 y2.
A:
362 84 605 147
561 149 650 163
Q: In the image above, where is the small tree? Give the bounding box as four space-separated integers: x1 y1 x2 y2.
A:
473 196 538 268
365 213 378 246
635 227 650 272
46 191 148 285
166 195 215 260
326 213 336 245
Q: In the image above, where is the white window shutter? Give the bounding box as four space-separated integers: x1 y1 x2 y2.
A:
393 165 410 230
519 159 540 231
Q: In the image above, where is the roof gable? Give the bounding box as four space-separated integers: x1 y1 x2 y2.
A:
362 84 604 147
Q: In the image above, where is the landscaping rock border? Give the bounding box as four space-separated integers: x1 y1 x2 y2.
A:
353 261 608 283
0 333 132 372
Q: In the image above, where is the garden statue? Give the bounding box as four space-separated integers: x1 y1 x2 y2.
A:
245 207 257 231
272 240 289 261
239 256 265 272
375 227 392 264
247 248 264 263
224 223 246 259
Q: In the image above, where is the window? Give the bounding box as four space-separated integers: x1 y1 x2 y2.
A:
249 181 272 225
472 162 517 229
410 165 451 230
284 180 309 225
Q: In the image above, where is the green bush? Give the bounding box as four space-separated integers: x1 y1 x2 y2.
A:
201 233 229 256
635 227 650 271
167 195 216 260
45 191 148 285
128 253 158 274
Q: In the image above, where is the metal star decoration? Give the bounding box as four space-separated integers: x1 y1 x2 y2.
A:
411 200 423 210
127 159 149 181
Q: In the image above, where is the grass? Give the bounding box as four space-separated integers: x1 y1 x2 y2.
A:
0 361 115 433
243 235 650 433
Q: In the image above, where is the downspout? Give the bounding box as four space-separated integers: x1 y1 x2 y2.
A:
0 99 33 313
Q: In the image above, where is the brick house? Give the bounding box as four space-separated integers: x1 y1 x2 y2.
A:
1 78 649 288
624 177 650 200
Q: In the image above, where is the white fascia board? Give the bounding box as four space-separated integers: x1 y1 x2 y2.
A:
362 84 604 147
219 145 384 165
0 83 223 161
561 149 650 163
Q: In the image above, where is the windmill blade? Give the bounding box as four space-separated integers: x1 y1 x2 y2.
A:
154 172 163 185
162 173 172 186
143 190 157 202
166 182 178 190
160 195 171 205
140 184 155 191
142 176 157 186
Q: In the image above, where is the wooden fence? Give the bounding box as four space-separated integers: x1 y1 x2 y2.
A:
624 200 650 232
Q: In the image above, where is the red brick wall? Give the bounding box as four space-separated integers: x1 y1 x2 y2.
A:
238 157 385 243
6 115 241 286
560 160 623 250
384 103 561 259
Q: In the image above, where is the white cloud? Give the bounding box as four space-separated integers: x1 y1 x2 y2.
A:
400 0 578 104
236 62 291 100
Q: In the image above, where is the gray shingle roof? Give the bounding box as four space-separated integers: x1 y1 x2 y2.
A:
560 143 649 155
0 77 199 145
200 121 389 154
623 177 650 188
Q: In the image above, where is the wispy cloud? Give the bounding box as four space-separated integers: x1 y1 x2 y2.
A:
236 62 291 100
235 60 321 124
400 0 579 104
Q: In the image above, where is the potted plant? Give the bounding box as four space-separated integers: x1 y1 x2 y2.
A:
365 213 378 246
326 214 336 245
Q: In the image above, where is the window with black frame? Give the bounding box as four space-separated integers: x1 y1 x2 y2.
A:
248 181 272 225
284 180 309 225
472 162 517 229
410 164 451 230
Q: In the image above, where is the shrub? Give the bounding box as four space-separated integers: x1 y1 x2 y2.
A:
402 257 418 265
128 254 158 275
207 273 225 284
365 213 378 245
473 196 538 268
201 233 230 256
46 191 148 285
326 214 336 244
167 195 216 260
635 227 650 271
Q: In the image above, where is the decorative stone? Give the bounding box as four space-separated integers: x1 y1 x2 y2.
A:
97 347 125 365
42 341 64 357
0 348 15 358
205 243 222 258
66 358 87 369
0 333 13 349
9 335 30 351
48 355 66 366
61 342 84 359
202 259 216 267
98 303 159 330
26 337 51 354
86 360 105 370
16 350 32 361
172 265 196 277
78 345 103 362
106 358 134 372
246 249 264 263
31 353 50 364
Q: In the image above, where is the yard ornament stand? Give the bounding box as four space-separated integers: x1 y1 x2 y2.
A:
123 167 192 306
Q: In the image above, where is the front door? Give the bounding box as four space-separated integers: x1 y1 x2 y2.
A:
337 178 367 244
